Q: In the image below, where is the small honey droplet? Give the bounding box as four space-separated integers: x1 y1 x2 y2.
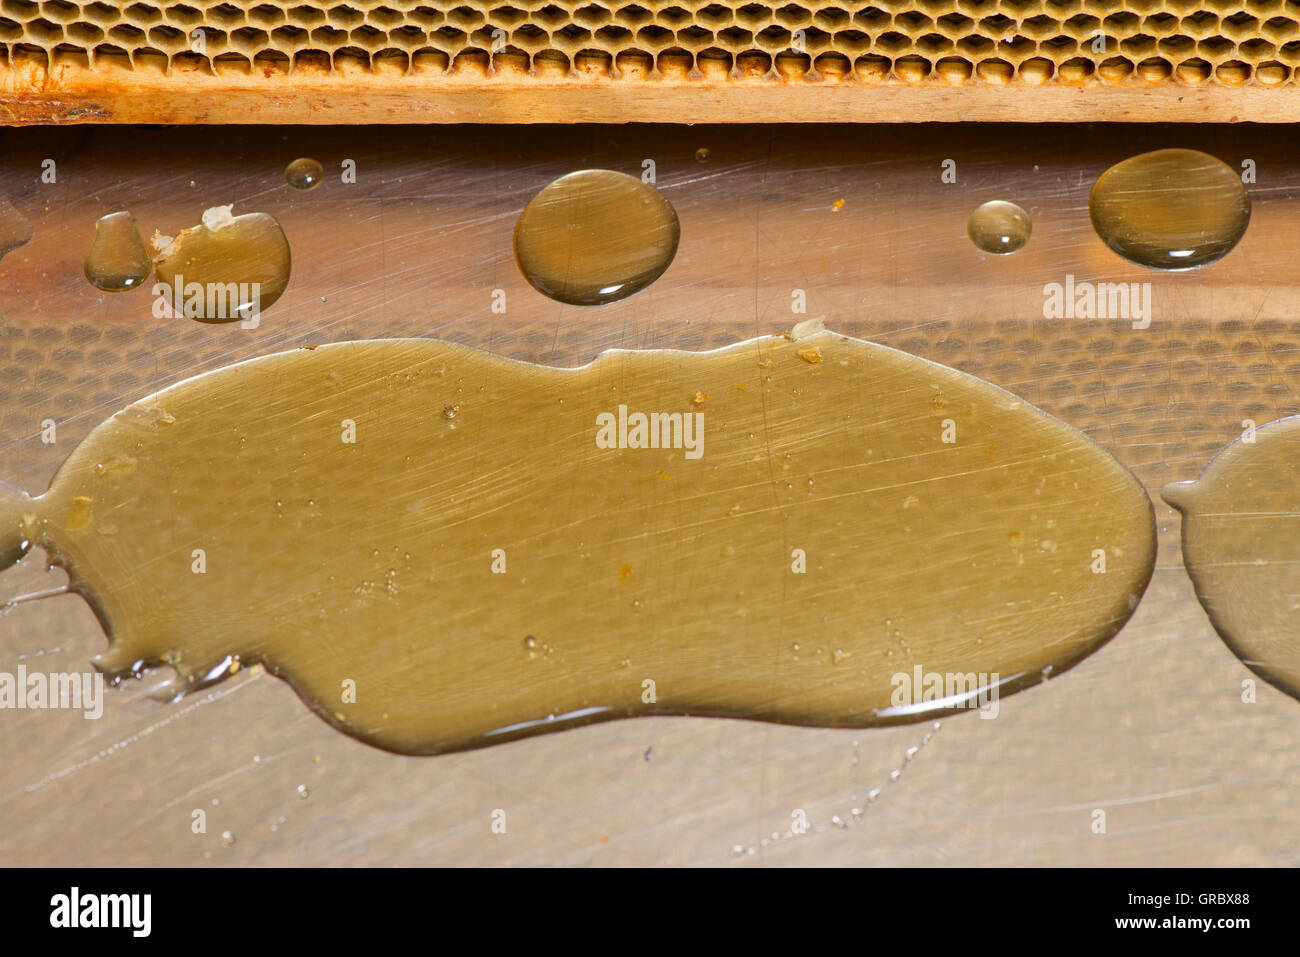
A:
84 211 152 292
967 200 1031 255
285 157 324 191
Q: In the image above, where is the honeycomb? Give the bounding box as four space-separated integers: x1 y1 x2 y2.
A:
1 0 1298 97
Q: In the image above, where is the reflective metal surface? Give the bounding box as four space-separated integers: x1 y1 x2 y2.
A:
0 123 1297 866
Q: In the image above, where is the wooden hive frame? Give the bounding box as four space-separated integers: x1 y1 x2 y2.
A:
1 0 1296 125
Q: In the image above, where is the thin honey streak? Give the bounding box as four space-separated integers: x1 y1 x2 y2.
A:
0 331 1156 755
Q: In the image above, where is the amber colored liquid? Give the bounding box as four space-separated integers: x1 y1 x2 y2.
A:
0 195 32 262
513 169 679 306
1089 148 1250 270
1164 415 1300 702
153 211 291 322
0 331 1156 754
84 211 152 292
285 158 324 191
967 200 1031 255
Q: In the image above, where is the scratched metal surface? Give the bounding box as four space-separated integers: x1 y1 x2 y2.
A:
0 124 1297 866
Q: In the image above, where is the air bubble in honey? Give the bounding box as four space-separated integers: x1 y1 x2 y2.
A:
513 169 679 306
84 212 152 292
1089 148 1250 270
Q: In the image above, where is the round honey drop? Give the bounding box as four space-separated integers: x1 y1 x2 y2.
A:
1089 148 1250 270
513 169 680 306
153 208 292 323
84 211 152 292
285 157 324 191
967 201 1031 255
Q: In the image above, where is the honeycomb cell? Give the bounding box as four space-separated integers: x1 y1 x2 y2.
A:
124 3 163 25
23 15 59 42
147 23 187 49
40 0 77 23
65 21 102 43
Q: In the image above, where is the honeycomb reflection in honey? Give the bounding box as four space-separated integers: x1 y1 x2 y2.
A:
0 0 1296 89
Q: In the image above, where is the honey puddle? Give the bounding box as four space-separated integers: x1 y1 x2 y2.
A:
0 195 32 262
514 169 679 306
1089 148 1250 270
153 206 291 322
84 211 152 292
0 327 1155 755
1164 416 1300 702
